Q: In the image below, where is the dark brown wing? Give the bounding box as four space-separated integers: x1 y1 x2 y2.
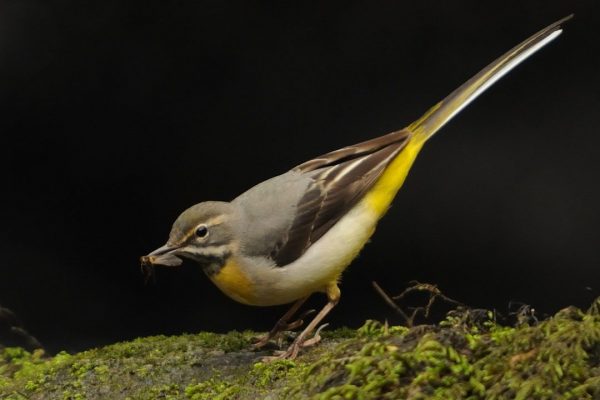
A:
272 129 412 266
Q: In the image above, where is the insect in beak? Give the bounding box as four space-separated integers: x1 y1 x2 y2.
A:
140 244 184 282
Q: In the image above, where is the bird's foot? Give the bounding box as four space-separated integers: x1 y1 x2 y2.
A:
252 309 315 350
261 323 328 361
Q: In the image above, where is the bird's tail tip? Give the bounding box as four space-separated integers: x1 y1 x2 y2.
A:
408 14 573 144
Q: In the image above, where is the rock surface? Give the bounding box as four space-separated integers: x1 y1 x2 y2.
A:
1 299 599 399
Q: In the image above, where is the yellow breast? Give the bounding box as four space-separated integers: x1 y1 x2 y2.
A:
208 257 257 305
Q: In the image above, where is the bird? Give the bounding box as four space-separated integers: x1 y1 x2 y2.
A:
141 16 571 359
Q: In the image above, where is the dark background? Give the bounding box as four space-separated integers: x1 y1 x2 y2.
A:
1 1 598 354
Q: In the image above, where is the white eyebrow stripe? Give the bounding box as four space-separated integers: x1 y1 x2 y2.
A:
182 244 232 257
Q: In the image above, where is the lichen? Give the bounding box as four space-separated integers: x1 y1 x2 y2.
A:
1 300 598 399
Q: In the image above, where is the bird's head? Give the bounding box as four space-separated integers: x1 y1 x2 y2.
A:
141 201 237 274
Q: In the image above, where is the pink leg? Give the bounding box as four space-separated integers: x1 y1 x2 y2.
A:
253 296 310 349
264 283 340 360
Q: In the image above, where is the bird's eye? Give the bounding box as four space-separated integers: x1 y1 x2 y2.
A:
195 225 209 238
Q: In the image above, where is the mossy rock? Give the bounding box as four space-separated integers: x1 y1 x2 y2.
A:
1 299 599 399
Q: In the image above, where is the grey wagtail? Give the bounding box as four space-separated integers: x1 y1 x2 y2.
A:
142 16 571 359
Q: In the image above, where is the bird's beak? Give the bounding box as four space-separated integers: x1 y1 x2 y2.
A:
140 244 183 267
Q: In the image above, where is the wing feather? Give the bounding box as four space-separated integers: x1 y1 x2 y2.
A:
272 129 411 266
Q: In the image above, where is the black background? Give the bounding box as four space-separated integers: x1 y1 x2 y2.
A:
1 1 598 354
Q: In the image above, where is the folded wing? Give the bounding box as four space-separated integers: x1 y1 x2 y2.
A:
272 129 412 266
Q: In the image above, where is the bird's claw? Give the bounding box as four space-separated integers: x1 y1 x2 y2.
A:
260 323 329 361
253 309 317 349
301 323 328 348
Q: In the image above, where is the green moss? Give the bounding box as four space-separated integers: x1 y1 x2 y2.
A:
194 330 255 352
251 359 300 388
0 299 598 399
0 331 258 399
356 319 409 339
185 377 240 400
321 326 357 340
285 298 600 399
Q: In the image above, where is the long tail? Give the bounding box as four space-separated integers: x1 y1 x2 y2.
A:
361 15 572 216
409 14 573 143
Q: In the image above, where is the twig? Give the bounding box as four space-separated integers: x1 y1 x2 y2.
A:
372 281 464 327
372 281 415 326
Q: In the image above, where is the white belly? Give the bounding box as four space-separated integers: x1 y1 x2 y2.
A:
247 200 380 305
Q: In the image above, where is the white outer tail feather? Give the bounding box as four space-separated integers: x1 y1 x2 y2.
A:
410 16 572 143
441 29 563 129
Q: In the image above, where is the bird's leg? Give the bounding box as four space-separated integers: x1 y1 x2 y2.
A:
253 296 310 349
265 283 340 360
